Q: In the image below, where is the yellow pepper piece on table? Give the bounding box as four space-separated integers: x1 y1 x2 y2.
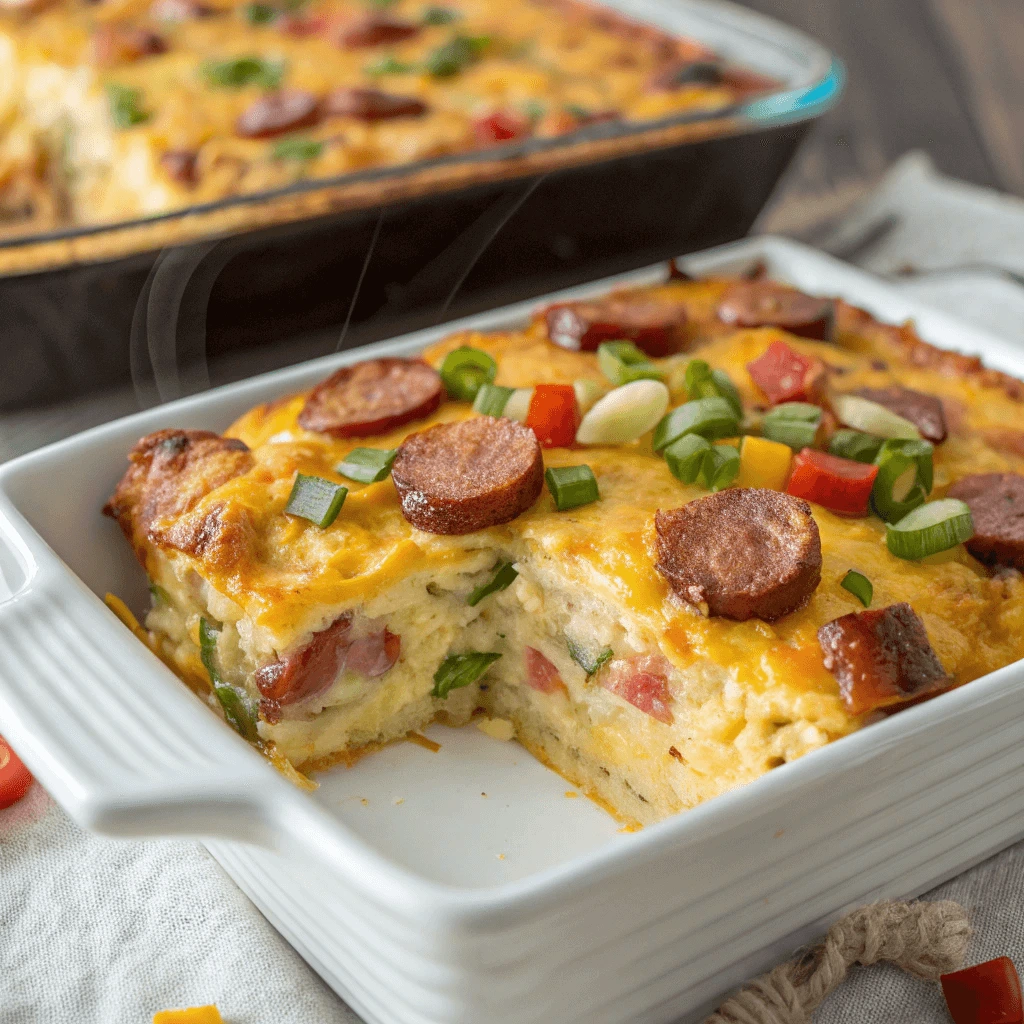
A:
153 1006 224 1024
737 436 793 491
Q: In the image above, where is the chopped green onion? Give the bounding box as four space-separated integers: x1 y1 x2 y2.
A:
439 346 496 401
422 3 459 21
829 428 884 463
244 2 278 22
597 341 663 386
663 433 711 484
886 498 974 560
871 439 934 523
521 99 545 123
575 380 669 445
573 378 605 413
567 637 613 677
149 582 171 605
285 474 348 528
545 465 599 511
762 402 823 450
701 444 740 492
424 34 488 77
337 447 397 484
106 84 150 129
432 651 502 697
200 618 259 742
840 569 873 607
467 561 518 606
685 359 742 415
832 393 921 440
272 137 324 161
472 383 514 417
366 55 417 76
201 56 285 89
502 387 533 422
653 397 739 451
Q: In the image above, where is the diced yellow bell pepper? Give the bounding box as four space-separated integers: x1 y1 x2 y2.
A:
153 1006 223 1024
737 436 793 491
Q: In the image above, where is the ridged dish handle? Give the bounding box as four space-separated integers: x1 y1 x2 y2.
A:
0 519 279 845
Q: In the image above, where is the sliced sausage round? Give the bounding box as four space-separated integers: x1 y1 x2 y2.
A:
655 488 822 621
718 280 835 340
236 89 320 139
856 386 948 443
160 149 199 186
946 472 1024 570
93 24 167 65
391 415 544 534
543 295 688 356
338 13 419 47
325 87 427 122
299 358 443 438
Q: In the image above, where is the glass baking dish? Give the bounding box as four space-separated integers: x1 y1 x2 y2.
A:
1 0 842 409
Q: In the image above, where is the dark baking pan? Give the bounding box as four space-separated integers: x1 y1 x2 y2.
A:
0 0 843 410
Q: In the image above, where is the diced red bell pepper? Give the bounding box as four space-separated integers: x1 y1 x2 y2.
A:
941 957 1023 1024
523 647 566 694
525 383 580 448
601 655 673 724
0 735 33 809
473 111 532 147
747 340 824 405
786 448 878 517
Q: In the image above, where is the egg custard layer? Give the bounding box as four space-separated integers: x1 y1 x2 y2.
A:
106 274 1024 827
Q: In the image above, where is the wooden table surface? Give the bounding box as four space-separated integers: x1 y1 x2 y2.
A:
748 0 1024 235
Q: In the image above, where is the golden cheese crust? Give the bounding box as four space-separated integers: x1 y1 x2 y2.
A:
104 272 1024 823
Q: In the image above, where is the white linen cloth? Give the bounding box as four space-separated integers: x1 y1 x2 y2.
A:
3 151 1024 1023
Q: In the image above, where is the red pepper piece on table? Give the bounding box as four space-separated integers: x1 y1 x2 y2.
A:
786 448 878 517
0 735 33 809
525 384 579 448
747 340 825 405
941 956 1023 1024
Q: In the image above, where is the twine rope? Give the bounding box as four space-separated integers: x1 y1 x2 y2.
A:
704 900 971 1024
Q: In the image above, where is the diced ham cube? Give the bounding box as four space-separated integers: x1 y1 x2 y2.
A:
523 646 566 694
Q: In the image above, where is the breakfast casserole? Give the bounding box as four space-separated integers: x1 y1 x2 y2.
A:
0 0 773 236
104 267 1024 826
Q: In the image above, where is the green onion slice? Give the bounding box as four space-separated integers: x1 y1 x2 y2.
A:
149 582 171 605
871 439 933 523
573 378 605 414
886 498 974 560
653 396 739 451
832 394 921 440
762 402 823 450
199 618 259 741
685 360 742 415
502 387 533 422
664 433 711 484
545 465 599 510
597 341 663 386
272 137 324 162
285 474 348 527
244 2 278 22
424 34 488 77
840 569 873 607
337 447 397 484
106 83 150 129
467 561 518 606
201 56 285 89
829 428 884 464
422 4 459 22
439 346 497 401
472 383 514 417
567 637 613 677
366 55 417 76
701 444 740 492
432 651 502 698
575 380 669 445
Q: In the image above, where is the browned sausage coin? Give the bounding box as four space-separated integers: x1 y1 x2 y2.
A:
338 13 419 47
655 488 822 621
325 87 427 122
543 294 688 355
947 472 1024 569
391 416 543 534
236 89 320 138
818 602 949 715
160 150 199 186
717 280 835 340
856 386 947 443
299 358 443 438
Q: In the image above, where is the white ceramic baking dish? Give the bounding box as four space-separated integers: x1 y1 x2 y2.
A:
2 236 1023 1024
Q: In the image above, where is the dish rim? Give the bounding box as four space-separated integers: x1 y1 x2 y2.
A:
1 234 1022 931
